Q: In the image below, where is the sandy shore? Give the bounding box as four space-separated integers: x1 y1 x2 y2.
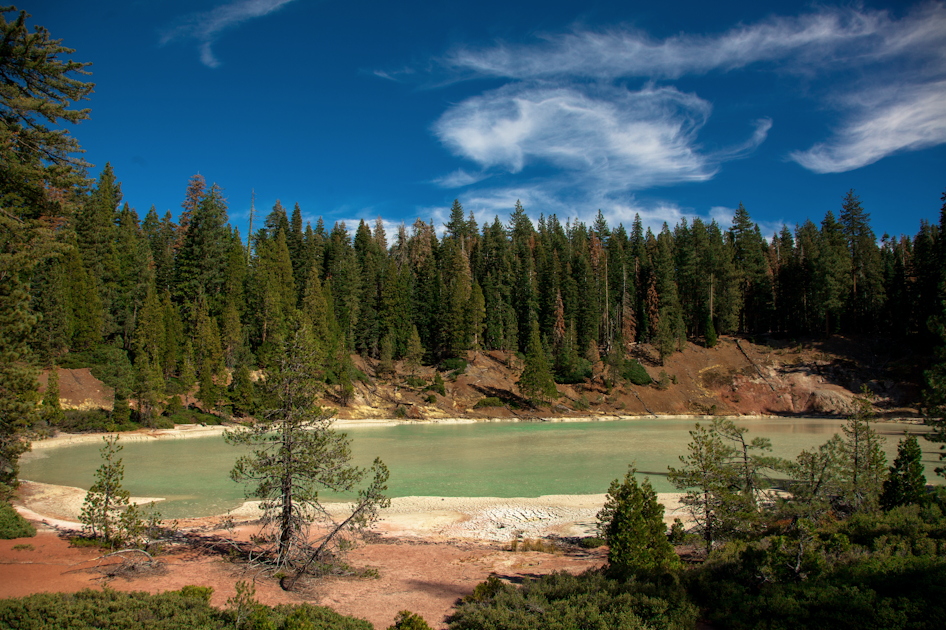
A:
15 479 686 542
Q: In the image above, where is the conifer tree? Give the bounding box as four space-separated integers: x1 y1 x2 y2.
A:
880 434 928 510
405 325 424 377
839 391 887 514
41 367 65 425
518 323 558 405
133 352 164 426
598 465 679 576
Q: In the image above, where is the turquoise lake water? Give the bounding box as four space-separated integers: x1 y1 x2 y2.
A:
19 418 939 519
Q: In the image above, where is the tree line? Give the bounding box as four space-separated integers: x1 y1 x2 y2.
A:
26 160 946 410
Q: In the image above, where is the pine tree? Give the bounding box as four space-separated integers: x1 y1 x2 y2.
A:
839 391 887 514
225 316 389 586
597 465 679 577
133 352 164 426
405 325 424 377
80 435 130 544
517 324 558 405
41 367 65 426
923 296 946 476
880 434 928 510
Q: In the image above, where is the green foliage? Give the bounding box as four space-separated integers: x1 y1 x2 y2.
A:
448 570 697 630
387 610 432 630
440 358 467 373
0 501 36 539
79 435 133 545
690 504 946 630
424 394 437 404
473 397 504 408
624 359 652 386
655 370 671 390
881 433 928 510
393 406 407 418
404 375 425 388
704 315 718 348
598 465 680 577
579 536 606 548
517 324 558 405
225 318 389 585
41 368 65 425
839 391 887 514
668 418 782 550
0 587 373 630
427 373 446 396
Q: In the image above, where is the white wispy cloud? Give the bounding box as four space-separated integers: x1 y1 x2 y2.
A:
160 0 298 68
434 83 721 188
430 169 491 188
428 4 943 83
789 80 946 172
401 2 946 187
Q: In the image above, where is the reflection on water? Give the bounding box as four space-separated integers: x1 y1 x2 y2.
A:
20 418 939 519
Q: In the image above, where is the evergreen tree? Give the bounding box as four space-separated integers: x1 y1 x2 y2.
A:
597 465 679 577
133 352 164 426
41 367 65 425
880 434 928 510
405 325 424 377
923 296 946 477
230 364 256 418
517 323 557 405
839 391 887 514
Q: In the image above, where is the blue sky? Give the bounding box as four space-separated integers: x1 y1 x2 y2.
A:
29 0 946 239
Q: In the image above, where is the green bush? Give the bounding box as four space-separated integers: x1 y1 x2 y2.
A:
388 610 432 630
425 394 437 404
0 502 36 539
689 504 946 630
394 406 408 418
572 395 590 411
0 587 374 630
164 409 221 426
440 358 468 373
655 371 670 390
427 373 446 396
404 375 426 388
58 409 139 433
556 358 592 384
473 397 504 408
580 536 606 548
448 570 697 630
623 360 652 386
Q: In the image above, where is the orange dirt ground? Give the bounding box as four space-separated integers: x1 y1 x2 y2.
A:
0 519 605 629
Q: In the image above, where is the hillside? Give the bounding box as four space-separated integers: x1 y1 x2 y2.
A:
40 335 925 423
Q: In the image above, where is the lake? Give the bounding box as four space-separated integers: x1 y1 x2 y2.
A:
20 417 940 519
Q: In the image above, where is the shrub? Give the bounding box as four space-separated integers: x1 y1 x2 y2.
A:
448 570 697 630
556 358 593 384
441 358 468 373
394 406 408 418
623 360 652 386
425 394 437 404
0 587 373 630
580 536 606 548
0 502 36 539
427 373 446 396
404 375 426 388
655 371 670 390
572 395 590 411
388 610 432 630
474 397 504 409
58 409 139 433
